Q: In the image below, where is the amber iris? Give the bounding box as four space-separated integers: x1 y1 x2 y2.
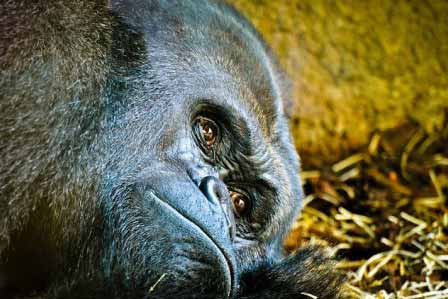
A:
230 191 249 217
196 117 218 147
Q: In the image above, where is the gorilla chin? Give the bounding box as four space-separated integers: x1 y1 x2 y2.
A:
0 0 343 298
105 166 238 297
146 190 235 297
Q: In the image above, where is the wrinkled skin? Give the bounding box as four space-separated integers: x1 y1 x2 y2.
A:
0 0 342 298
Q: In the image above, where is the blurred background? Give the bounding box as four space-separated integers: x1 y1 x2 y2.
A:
228 1 448 298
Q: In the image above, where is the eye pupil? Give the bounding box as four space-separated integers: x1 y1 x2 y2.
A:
230 191 248 216
202 125 213 142
197 118 217 146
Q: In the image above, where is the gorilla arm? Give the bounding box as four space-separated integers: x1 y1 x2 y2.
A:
239 247 344 299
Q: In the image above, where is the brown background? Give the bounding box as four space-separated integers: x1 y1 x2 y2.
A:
228 0 448 164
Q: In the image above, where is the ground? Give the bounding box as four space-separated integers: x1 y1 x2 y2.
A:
286 124 448 298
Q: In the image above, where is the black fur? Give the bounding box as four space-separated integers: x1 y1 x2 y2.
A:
0 0 343 298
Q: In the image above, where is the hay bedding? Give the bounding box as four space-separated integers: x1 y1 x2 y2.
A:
286 123 448 299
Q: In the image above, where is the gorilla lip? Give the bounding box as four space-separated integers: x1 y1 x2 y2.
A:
146 190 237 297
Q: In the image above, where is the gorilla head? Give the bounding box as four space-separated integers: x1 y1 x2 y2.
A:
0 0 342 298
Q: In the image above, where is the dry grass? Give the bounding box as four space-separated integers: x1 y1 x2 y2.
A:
286 122 448 299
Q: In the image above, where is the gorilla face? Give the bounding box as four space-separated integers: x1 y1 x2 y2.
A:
0 1 341 298
101 2 302 296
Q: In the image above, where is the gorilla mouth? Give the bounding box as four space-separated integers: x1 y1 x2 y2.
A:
148 191 236 297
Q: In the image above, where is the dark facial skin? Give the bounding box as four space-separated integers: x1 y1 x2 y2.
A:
0 0 342 298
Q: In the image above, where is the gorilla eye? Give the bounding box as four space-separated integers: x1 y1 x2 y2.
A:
230 191 251 217
193 116 219 150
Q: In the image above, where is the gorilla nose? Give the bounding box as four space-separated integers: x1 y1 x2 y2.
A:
199 176 227 204
199 176 236 241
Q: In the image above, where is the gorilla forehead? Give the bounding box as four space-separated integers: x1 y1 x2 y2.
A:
111 0 285 134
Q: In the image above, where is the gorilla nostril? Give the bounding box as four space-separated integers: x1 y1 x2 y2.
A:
199 176 226 204
199 176 236 241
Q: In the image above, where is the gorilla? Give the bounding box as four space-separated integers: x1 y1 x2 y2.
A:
0 0 342 298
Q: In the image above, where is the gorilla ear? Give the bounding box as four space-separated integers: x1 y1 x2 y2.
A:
239 246 345 299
